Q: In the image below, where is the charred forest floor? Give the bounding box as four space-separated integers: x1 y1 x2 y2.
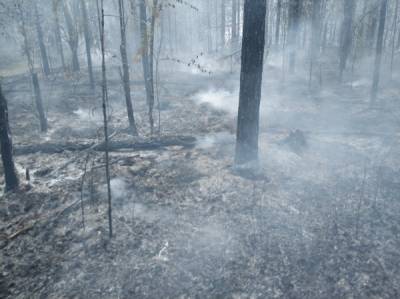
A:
1 60 400 298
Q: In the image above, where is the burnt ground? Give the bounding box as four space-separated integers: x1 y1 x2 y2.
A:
1 60 400 298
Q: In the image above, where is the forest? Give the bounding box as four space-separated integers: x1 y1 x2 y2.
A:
0 0 400 298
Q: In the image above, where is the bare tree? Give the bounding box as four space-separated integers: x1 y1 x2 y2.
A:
34 2 51 76
80 0 95 90
275 0 282 45
309 0 322 87
390 0 399 77
235 0 266 165
63 1 80 72
118 0 138 135
287 0 301 72
139 0 156 134
371 0 388 104
221 0 226 48
17 1 48 132
52 0 67 72
0 83 19 192
339 0 356 81
97 0 113 238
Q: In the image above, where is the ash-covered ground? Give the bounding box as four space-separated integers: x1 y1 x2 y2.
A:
1 59 400 298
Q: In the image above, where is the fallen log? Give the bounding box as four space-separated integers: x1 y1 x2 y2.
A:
15 135 197 156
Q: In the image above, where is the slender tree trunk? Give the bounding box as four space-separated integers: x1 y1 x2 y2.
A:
287 0 301 72
235 0 266 165
64 2 80 72
390 0 399 77
232 0 237 46
265 0 269 46
371 0 388 104
119 0 138 135
32 73 48 132
80 0 95 90
18 5 48 133
97 0 113 238
367 8 378 56
52 0 67 72
34 3 51 76
0 84 19 192
139 0 156 134
221 0 226 48
339 0 356 81
309 0 321 87
275 0 282 45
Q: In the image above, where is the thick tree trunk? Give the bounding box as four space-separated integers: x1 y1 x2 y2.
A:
275 0 282 45
119 0 138 135
52 0 67 72
34 3 51 76
288 0 301 72
0 84 19 191
80 0 95 90
64 2 80 72
371 0 388 104
32 73 48 132
235 0 266 165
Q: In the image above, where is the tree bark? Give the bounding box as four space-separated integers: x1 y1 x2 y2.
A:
0 84 19 191
371 0 388 104
139 0 155 134
80 0 95 90
232 0 237 46
97 0 113 238
309 0 321 86
390 0 399 77
221 0 226 48
288 0 301 72
34 3 51 76
235 0 266 165
64 2 80 72
339 0 356 81
52 0 67 72
119 0 138 135
275 0 282 45
32 73 48 132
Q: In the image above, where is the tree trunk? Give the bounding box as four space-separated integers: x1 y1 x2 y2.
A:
221 0 226 48
52 0 67 72
339 0 356 81
119 0 138 135
309 0 321 87
232 0 237 46
34 3 51 76
64 2 80 72
139 0 155 134
235 0 266 165
390 0 399 77
0 84 19 192
371 0 388 104
288 0 301 72
32 73 48 132
97 0 113 238
275 0 282 45
80 0 95 90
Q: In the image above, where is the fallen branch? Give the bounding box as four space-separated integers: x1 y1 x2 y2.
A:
14 135 196 156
